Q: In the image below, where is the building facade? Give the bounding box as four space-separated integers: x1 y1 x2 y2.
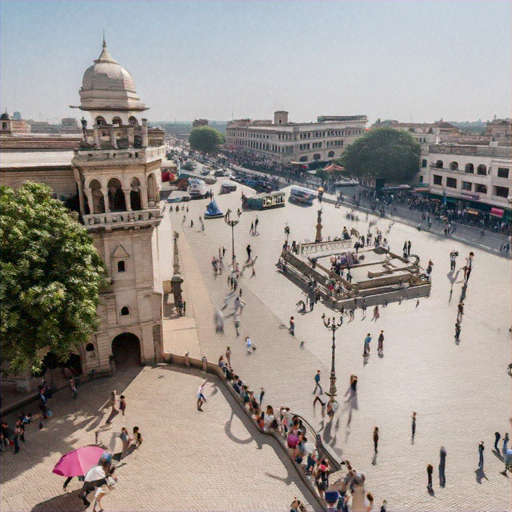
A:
226 111 367 164
418 143 512 218
71 39 165 373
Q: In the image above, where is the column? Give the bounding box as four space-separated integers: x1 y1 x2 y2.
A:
93 125 101 149
128 126 135 147
101 188 110 213
84 190 94 215
109 126 118 149
142 118 149 147
73 168 86 216
140 185 148 209
123 188 132 211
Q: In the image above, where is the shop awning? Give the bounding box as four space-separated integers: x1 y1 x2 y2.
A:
490 207 505 218
466 209 480 215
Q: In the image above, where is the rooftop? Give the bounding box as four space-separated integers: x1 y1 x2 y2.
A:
0 150 74 169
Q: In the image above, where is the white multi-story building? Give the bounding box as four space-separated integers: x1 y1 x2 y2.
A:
226 111 367 164
418 142 512 218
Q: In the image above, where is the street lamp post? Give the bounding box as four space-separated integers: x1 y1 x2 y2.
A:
225 218 239 262
321 313 343 404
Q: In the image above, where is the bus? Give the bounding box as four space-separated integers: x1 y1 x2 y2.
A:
288 186 317 206
245 191 286 210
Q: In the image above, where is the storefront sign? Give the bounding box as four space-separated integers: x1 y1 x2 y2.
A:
461 193 480 201
491 207 504 218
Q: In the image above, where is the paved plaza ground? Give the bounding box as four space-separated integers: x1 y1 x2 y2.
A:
0 366 319 512
2 178 510 512
167 179 511 512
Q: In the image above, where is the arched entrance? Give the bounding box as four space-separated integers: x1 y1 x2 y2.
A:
111 332 141 368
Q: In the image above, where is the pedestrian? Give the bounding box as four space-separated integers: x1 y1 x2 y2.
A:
197 384 206 411
234 311 241 336
245 334 256 354
403 241 408 258
289 316 295 336
255 215 259 232
246 244 252 260
182 214 186 225
225 346 231 367
119 395 126 416
503 433 509 454
259 387 265 407
190 219 194 228
494 431 501 453
377 330 384 353
372 306 380 321
222 246 226 257
426 464 433 491
450 250 458 271
250 221 254 234
465 252 474 283
70 378 78 399
439 446 447 487
363 333 371 356
380 500 387 512
455 321 461 340
411 412 417 440
105 391 119 424
215 310 224 333
313 370 322 394
12 421 22 454
457 301 464 323
132 426 143 447
373 427 379 453
407 240 411 256
478 441 485 468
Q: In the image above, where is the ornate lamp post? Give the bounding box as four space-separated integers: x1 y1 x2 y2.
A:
225 218 239 262
321 313 343 403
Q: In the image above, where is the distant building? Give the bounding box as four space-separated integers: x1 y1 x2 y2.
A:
226 111 368 165
192 119 209 127
60 117 80 133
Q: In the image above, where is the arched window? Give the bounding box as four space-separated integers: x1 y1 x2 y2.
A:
128 116 138 126
121 306 130 316
89 179 105 214
313 154 321 161
117 261 126 272
328 151 335 158
449 162 459 171
436 160 443 169
95 116 106 126
477 164 487 175
85 343 95 352
421 159 427 168
299 156 308 162
465 163 474 173
130 178 142 210
107 178 126 211
112 117 122 126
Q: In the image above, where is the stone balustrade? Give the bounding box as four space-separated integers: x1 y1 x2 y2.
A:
83 208 162 228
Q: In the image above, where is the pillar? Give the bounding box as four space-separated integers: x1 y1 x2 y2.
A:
142 118 149 147
84 190 94 214
109 126 118 149
140 185 148 209
101 188 110 213
73 168 86 216
128 126 135 147
93 125 101 149
123 189 132 211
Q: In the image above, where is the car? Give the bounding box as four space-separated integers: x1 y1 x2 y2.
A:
167 196 182 203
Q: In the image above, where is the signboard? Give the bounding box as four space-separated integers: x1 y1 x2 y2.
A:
461 193 480 201
491 207 504 218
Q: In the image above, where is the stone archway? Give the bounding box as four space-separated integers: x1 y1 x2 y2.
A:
111 332 141 368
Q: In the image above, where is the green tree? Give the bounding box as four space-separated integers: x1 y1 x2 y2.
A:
189 126 226 154
1 182 108 373
342 128 421 182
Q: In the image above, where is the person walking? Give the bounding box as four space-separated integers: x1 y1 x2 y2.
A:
402 241 408 258
197 384 206 411
313 370 322 394
494 431 501 454
503 433 509 454
457 301 464 323
119 395 126 416
246 335 256 354
105 391 119 424
246 244 252 261
377 330 384 353
407 240 411 256
250 221 254 235
439 446 447 487
363 333 372 356
465 252 474 284
478 441 485 468
449 250 458 271
289 316 295 336
426 464 433 492
373 427 379 454
259 387 265 407
254 215 259 233
225 346 231 367
233 311 241 336
372 306 380 321
411 412 417 441
455 321 461 341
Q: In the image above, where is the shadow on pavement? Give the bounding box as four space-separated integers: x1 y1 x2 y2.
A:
31 489 85 512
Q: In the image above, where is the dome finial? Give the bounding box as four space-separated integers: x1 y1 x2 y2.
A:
103 30 106 48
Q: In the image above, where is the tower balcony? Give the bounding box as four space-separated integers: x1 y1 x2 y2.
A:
82 208 162 231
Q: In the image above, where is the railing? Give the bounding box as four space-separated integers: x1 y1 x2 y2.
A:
300 239 353 256
83 208 162 227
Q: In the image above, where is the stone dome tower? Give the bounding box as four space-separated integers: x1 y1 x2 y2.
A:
78 37 147 125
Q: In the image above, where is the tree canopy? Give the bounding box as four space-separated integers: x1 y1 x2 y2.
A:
1 182 108 373
189 126 226 154
341 128 421 182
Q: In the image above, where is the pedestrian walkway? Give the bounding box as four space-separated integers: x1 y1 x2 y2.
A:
0 366 320 512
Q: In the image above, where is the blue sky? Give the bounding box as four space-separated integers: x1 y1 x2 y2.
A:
1 1 510 124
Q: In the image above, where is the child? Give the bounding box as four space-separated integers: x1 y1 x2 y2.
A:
119 395 126 416
132 426 143 448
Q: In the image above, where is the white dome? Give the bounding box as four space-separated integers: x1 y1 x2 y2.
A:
79 42 147 112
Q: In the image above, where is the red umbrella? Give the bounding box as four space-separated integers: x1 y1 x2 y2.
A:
52 445 105 477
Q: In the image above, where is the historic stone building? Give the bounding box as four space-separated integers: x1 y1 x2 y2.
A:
70 39 165 372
